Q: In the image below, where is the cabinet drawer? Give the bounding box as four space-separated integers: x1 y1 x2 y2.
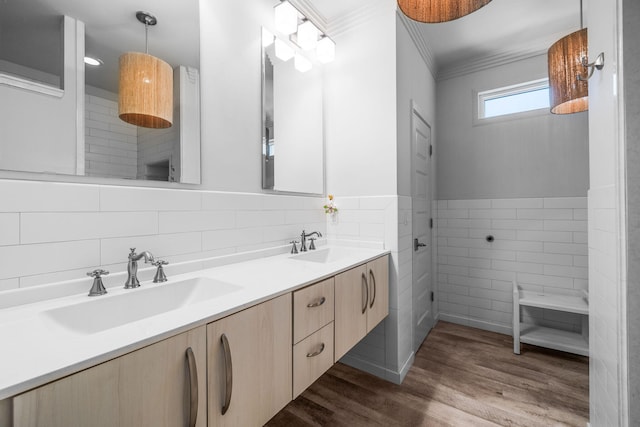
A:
293 322 334 398
293 277 334 344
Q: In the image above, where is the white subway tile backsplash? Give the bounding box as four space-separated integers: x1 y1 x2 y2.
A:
544 220 588 232
159 211 235 234
21 212 158 244
516 251 573 266
516 230 573 243
0 278 19 291
100 186 201 212
0 180 100 212
101 232 202 265
544 242 589 256
0 240 100 280
544 197 587 209
446 199 491 209
491 198 543 209
492 219 544 231
469 209 516 219
0 213 19 246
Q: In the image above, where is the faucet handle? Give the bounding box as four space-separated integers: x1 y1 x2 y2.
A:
290 240 299 254
87 269 109 297
152 259 169 283
309 237 317 250
87 269 109 278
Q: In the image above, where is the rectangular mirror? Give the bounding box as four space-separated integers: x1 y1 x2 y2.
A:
0 0 200 184
262 28 324 194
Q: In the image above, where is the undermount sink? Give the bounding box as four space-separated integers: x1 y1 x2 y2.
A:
291 247 355 264
42 277 241 334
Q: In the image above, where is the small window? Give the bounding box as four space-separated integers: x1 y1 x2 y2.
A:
478 78 549 120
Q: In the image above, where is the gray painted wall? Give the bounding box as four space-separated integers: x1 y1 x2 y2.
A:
624 0 640 423
436 54 589 200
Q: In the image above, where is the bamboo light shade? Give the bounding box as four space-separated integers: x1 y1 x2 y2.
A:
398 0 492 23
548 28 589 114
119 52 173 128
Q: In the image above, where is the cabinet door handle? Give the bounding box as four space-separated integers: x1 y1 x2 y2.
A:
369 269 376 308
307 296 326 308
220 333 233 415
361 272 369 314
306 342 325 358
185 347 198 427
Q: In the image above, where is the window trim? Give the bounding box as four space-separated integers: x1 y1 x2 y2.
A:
475 78 550 125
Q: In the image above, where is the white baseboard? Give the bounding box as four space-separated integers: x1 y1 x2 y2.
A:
339 351 415 385
438 312 512 336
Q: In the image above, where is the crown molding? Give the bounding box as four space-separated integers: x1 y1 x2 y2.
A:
290 0 329 34
436 47 549 81
397 11 437 78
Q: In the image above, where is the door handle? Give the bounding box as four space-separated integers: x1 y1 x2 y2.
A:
414 238 426 251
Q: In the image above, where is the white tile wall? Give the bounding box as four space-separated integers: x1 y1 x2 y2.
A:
0 179 325 290
85 95 138 179
436 197 589 335
326 195 413 384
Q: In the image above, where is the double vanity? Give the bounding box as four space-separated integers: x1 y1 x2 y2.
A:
0 245 389 426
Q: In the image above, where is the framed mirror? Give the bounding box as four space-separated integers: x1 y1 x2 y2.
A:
261 28 324 194
0 0 200 184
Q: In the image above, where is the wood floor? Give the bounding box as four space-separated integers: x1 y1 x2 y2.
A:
267 321 589 427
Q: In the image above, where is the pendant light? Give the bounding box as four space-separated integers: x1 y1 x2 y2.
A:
397 0 492 23
119 11 173 129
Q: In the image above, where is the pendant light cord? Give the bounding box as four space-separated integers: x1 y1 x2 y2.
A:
580 0 583 29
145 22 149 54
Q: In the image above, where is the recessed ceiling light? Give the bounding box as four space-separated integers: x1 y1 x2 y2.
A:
84 56 103 66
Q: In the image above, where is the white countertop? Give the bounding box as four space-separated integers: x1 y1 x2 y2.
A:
0 245 388 400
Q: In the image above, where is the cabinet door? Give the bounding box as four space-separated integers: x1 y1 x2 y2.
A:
367 255 389 331
13 327 207 427
334 264 368 361
207 294 292 427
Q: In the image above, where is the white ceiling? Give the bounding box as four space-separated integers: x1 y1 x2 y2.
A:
309 0 584 75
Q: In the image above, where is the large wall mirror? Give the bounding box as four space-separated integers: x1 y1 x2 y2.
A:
0 0 200 184
261 28 324 195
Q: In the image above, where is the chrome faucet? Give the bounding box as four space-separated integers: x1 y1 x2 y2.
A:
300 230 322 252
124 248 155 289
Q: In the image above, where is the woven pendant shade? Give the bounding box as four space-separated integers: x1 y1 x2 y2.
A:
119 52 173 128
548 28 588 114
398 0 492 23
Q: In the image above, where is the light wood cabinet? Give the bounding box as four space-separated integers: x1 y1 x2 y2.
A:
293 322 334 397
335 255 389 361
293 277 334 344
12 326 207 427
207 293 292 427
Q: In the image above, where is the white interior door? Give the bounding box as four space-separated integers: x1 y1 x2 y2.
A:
411 106 433 352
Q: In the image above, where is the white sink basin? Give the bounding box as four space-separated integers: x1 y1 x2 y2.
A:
291 247 355 264
42 277 241 334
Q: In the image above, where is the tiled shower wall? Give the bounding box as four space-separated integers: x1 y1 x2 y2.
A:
0 179 325 292
435 196 588 334
85 95 138 179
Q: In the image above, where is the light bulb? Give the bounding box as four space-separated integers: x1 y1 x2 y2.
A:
275 1 298 35
316 37 335 63
262 28 274 47
275 39 294 62
296 20 319 51
294 53 312 73
84 56 103 66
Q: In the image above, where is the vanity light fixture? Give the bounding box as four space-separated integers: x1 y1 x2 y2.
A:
273 0 336 67
296 20 319 51
316 36 335 64
84 56 103 66
118 11 173 129
274 1 298 35
397 0 492 23
547 0 602 114
275 38 295 62
294 52 312 73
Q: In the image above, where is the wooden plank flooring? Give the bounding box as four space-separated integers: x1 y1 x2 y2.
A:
266 321 589 427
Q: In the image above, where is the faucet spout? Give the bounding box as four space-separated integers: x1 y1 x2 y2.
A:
124 248 155 289
300 230 323 252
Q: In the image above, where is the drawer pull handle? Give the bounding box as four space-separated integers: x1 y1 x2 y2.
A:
185 347 198 427
307 296 326 308
369 269 377 308
221 333 233 415
361 272 369 314
307 343 325 358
